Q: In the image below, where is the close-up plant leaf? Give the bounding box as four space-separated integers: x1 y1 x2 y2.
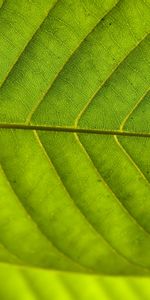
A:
0 0 150 298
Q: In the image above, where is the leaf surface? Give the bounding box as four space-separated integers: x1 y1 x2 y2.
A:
1 265 150 300
0 0 150 278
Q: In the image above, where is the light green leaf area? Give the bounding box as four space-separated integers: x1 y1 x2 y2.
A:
0 0 150 288
1 265 150 300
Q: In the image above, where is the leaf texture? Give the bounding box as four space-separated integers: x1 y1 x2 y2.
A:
0 0 150 278
1 265 150 300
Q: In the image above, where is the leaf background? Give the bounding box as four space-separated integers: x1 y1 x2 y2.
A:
0 0 150 298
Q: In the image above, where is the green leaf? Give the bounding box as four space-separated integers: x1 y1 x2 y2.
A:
1 265 150 300
0 0 150 282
